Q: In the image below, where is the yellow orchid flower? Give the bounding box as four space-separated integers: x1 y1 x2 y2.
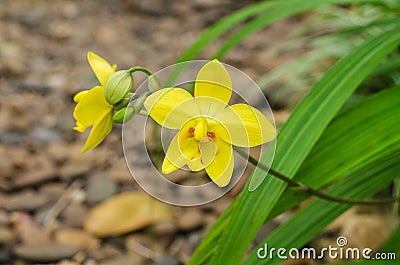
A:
73 52 116 153
144 60 276 187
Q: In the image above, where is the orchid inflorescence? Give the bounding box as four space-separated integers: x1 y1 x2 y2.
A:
73 52 276 187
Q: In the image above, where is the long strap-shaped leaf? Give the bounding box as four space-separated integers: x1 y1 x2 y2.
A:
178 0 381 63
208 27 400 265
188 88 400 265
169 0 381 86
268 86 400 218
243 151 400 264
212 0 382 59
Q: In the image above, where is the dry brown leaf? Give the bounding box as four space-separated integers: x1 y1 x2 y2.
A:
84 191 173 237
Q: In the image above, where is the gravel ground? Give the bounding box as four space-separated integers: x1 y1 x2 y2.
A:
0 1 397 265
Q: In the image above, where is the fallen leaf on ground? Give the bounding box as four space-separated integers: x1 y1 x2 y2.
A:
84 191 173 237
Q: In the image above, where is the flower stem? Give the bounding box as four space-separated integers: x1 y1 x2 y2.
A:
137 109 148 116
234 147 400 205
128 66 153 76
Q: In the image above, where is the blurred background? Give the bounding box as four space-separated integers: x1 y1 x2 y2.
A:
0 1 397 265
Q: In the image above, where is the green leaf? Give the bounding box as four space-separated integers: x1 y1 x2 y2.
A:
213 0 382 59
169 0 382 86
189 87 400 265
175 1 275 63
177 0 383 63
207 27 400 265
269 86 400 218
243 151 400 265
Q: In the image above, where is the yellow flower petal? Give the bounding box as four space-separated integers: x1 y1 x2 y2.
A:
73 121 87 133
207 120 231 152
144 88 199 129
178 120 200 160
80 112 113 153
162 157 181 175
215 104 276 147
194 59 232 113
87 52 115 86
186 159 204 172
186 137 217 171
73 86 113 127
162 133 189 174
205 140 234 187
194 96 228 117
73 91 89 103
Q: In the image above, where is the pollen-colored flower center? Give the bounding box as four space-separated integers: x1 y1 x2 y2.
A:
194 118 207 141
187 118 216 144
207 132 215 139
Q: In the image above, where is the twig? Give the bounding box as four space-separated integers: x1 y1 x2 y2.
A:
234 147 400 205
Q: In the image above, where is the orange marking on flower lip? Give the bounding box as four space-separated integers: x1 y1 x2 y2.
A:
207 131 215 139
188 127 195 137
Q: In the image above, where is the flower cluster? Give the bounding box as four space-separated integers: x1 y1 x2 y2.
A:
73 52 133 153
73 55 275 187
144 60 275 186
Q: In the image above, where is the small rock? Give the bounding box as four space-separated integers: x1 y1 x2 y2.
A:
30 126 61 145
99 254 145 265
203 214 218 230
59 163 89 180
177 209 203 231
0 42 25 76
35 205 54 226
4 190 48 211
0 226 15 244
193 0 225 9
107 160 132 183
152 221 178 236
45 73 67 91
153 255 182 265
61 202 88 228
0 130 25 145
14 219 50 245
0 179 10 192
16 81 50 95
0 153 13 179
57 261 80 265
86 173 117 203
39 183 67 203
14 155 57 188
0 209 9 225
0 247 13 264
47 22 73 40
61 2 80 19
134 0 172 16
16 6 46 28
54 228 100 250
45 142 70 162
88 243 121 261
14 243 79 263
209 197 231 215
341 214 397 249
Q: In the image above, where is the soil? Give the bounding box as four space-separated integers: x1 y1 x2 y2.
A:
0 1 396 265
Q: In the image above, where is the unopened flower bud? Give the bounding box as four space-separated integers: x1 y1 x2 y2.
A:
105 70 134 105
133 92 150 114
148 74 162 92
113 92 136 111
113 107 135 124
